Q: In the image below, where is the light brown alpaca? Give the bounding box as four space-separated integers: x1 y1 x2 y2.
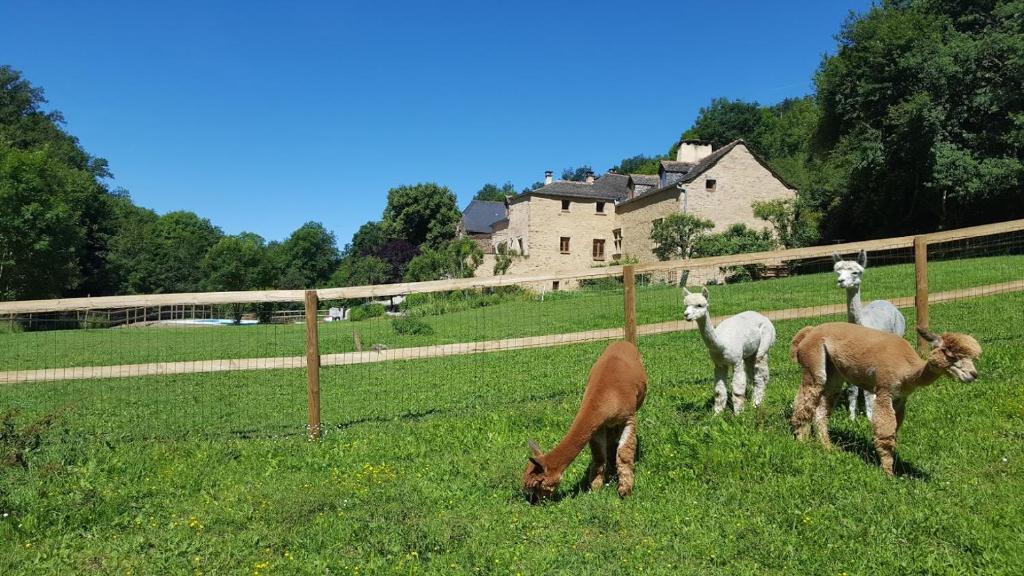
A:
522 341 647 502
790 322 981 475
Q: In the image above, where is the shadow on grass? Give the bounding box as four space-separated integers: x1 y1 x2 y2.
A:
830 428 930 480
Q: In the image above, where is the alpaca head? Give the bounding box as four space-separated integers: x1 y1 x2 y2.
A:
522 439 562 503
682 287 710 322
917 328 982 383
832 250 868 289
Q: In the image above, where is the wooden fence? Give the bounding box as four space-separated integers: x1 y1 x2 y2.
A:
2 218 1023 439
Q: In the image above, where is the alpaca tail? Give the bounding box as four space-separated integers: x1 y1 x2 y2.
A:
790 326 815 361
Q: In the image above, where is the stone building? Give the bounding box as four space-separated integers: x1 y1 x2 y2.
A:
466 139 796 288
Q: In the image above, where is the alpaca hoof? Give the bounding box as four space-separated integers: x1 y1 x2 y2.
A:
617 484 632 498
589 478 605 491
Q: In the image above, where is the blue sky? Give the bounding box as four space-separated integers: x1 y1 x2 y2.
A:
1 0 872 245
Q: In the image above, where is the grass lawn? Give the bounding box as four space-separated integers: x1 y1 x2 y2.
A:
1 290 1023 574
2 254 1022 371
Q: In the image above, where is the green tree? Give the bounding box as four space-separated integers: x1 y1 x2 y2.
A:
330 255 391 287
650 213 715 260
1 66 118 299
474 182 516 202
201 233 274 322
106 210 223 294
404 237 483 282
813 0 1024 238
679 98 764 150
611 155 663 175
273 221 341 289
0 145 89 299
560 166 593 182
493 243 521 275
692 224 776 257
753 198 821 248
381 183 461 247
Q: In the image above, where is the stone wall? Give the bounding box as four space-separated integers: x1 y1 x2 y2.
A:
684 144 794 233
616 188 683 262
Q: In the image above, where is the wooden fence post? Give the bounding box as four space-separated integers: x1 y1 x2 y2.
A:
914 236 929 354
304 290 322 440
623 265 637 345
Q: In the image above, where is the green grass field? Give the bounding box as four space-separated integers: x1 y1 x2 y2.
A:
2 286 1023 574
2 254 1022 371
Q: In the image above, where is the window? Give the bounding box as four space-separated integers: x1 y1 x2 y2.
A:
592 239 606 261
552 281 560 291
596 201 605 213
561 200 571 211
613 229 622 253
706 178 717 192
560 236 571 253
517 238 524 254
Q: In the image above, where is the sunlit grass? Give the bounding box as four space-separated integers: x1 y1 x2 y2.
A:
1 292 1022 574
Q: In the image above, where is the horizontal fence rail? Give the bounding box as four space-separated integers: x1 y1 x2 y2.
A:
3 218 1022 315
3 279 1022 385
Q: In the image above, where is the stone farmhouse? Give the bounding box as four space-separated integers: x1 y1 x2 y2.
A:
468 140 796 288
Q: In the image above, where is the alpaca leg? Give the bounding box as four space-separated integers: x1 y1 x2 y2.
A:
731 362 748 414
615 415 638 498
587 428 608 491
893 397 907 432
863 390 877 421
791 369 822 440
846 385 859 420
712 365 728 415
871 392 898 475
752 355 769 408
813 369 844 449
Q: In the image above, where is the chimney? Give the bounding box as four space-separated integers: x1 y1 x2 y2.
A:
675 139 714 164
544 170 553 185
585 170 595 184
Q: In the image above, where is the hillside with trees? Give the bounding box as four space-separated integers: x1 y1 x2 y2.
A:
2 0 1021 299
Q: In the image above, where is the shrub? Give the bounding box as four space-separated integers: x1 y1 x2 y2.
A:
348 303 386 322
391 316 434 335
400 287 526 318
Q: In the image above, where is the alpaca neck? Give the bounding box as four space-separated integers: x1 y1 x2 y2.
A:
908 358 945 390
845 286 864 324
544 410 603 475
696 314 725 353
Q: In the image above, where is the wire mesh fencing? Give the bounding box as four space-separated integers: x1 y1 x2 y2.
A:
1 219 1023 443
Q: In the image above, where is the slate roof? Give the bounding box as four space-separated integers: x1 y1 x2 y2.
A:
628 174 659 187
619 140 795 208
513 172 631 202
659 160 694 173
461 199 507 234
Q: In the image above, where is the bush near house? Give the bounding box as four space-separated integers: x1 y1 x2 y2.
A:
348 303 386 322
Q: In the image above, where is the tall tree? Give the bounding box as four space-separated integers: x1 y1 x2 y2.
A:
381 182 461 247
649 213 715 260
0 66 118 299
273 221 341 289
813 0 1024 238
560 165 594 182
474 182 516 202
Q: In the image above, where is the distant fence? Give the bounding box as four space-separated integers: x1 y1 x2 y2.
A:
2 218 1023 438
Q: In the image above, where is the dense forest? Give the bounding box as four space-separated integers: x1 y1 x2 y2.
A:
2 0 1022 300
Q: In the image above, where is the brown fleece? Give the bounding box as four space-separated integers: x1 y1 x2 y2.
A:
789 322 981 475
523 341 648 501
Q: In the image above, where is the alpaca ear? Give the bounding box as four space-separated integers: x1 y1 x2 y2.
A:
858 250 868 267
701 287 709 299
527 439 544 458
832 252 842 264
528 457 545 472
916 327 941 347
682 286 692 295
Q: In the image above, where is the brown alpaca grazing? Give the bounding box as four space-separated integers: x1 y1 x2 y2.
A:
522 341 647 502
790 322 981 475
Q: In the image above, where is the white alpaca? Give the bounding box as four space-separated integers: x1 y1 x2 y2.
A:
683 287 777 414
833 250 907 420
